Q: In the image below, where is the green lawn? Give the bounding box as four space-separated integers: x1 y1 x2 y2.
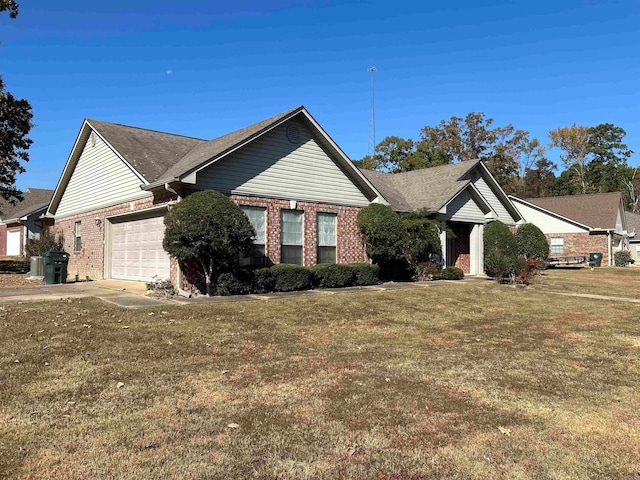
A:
1 278 639 479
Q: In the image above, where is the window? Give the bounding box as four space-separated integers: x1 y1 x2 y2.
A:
636 245 640 259
317 212 337 264
550 237 564 255
74 221 82 251
240 206 266 266
281 210 303 265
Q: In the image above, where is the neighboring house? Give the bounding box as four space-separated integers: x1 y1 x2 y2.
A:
0 188 54 256
361 160 523 274
46 106 387 290
509 192 628 266
625 211 640 264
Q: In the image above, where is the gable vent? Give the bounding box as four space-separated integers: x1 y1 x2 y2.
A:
286 125 301 144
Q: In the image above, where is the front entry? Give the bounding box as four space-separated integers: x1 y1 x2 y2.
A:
448 223 471 274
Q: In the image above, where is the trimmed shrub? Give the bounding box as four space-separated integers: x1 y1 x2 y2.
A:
614 250 634 267
484 221 518 280
350 263 380 286
356 203 408 280
311 264 356 289
215 271 253 296
414 261 441 281
401 211 441 265
252 267 274 294
485 250 517 282
515 223 549 260
271 264 313 292
441 266 464 280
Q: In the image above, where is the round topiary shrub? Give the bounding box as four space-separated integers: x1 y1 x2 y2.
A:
441 266 464 280
515 223 549 260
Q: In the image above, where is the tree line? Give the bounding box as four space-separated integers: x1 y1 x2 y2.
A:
354 113 638 212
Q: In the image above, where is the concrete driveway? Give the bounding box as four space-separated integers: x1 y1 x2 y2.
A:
0 279 171 307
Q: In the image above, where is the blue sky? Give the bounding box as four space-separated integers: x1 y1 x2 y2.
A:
2 0 639 190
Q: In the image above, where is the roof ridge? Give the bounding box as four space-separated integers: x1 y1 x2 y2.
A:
86 118 207 142
526 191 622 201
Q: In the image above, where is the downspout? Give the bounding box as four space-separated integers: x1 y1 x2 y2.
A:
164 183 191 297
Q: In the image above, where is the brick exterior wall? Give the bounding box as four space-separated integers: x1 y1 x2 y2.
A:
0 224 7 256
546 232 609 265
229 195 367 267
51 191 368 293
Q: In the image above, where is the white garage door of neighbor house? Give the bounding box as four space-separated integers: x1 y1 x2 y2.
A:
110 215 170 282
6 229 21 256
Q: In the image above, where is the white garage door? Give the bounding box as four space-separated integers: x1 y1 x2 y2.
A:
110 215 170 282
6 229 21 256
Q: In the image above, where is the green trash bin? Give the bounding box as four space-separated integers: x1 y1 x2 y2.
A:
42 251 70 284
589 252 603 267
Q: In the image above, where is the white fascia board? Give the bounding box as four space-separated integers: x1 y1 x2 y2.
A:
477 162 523 222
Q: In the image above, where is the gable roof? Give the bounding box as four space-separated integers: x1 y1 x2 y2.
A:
159 106 303 181
87 119 206 183
49 106 387 216
625 211 640 235
524 192 624 230
0 188 55 222
361 160 483 212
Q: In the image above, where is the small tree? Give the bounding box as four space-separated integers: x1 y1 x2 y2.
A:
24 228 65 258
400 210 441 267
515 223 549 260
484 220 518 281
356 203 406 265
163 190 255 296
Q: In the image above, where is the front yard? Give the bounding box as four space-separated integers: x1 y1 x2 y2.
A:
2 273 640 478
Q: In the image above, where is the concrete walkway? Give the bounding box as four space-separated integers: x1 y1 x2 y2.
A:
0 280 171 307
0 278 448 308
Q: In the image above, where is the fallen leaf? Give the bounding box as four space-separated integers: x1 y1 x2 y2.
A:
227 423 239 429
116 382 125 389
498 426 511 436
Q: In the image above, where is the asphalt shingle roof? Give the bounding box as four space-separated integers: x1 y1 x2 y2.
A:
0 188 55 221
360 160 481 212
87 120 207 183
524 192 623 230
625 211 640 234
87 106 304 184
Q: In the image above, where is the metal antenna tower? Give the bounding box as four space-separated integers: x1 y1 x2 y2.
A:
368 66 377 157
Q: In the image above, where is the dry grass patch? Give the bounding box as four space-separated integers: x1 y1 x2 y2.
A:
533 266 640 299
2 283 640 478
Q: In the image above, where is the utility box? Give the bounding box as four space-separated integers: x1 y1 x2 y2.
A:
589 252 603 267
42 251 70 284
29 256 44 279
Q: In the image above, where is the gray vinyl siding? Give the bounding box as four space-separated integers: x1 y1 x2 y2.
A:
196 121 370 207
56 133 149 218
473 175 516 224
446 189 487 222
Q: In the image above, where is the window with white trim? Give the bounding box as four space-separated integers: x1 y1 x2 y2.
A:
550 237 564 255
240 206 266 266
74 221 82 251
317 212 337 264
281 210 303 265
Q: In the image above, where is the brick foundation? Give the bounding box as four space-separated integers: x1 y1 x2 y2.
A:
546 233 609 265
51 192 368 294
